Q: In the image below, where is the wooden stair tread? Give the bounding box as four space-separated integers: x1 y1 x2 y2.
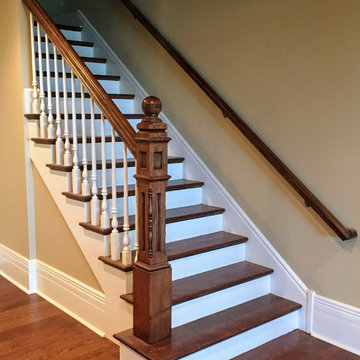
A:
231 329 360 360
35 52 107 63
172 261 273 305
56 23 82 32
114 294 302 360
63 178 204 202
37 70 120 81
81 204 225 236
44 91 135 100
120 261 273 305
46 155 184 172
35 36 93 47
31 135 122 145
25 113 144 120
167 231 247 261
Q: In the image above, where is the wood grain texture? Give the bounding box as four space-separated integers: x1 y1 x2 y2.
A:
0 276 118 359
24 0 137 154
114 294 301 360
232 330 360 360
120 0 357 240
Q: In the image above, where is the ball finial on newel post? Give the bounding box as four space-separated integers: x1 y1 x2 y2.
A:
142 96 162 120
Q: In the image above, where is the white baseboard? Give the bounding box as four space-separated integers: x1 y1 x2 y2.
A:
312 294 360 355
0 243 36 294
0 244 106 337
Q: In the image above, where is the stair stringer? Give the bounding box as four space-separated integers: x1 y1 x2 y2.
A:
74 9 311 330
28 119 133 340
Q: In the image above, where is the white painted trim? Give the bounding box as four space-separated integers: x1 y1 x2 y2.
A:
0 244 35 294
306 289 315 333
36 260 106 337
312 294 360 356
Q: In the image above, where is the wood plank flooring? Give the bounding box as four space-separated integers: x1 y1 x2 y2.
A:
0 276 118 359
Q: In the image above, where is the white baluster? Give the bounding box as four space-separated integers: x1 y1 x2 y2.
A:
36 23 47 138
111 127 120 261
71 70 81 194
53 46 63 165
90 98 100 225
100 113 110 256
30 14 39 118
62 58 72 191
80 84 90 222
122 144 131 265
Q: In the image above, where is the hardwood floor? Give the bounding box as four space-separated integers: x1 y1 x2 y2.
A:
0 276 119 359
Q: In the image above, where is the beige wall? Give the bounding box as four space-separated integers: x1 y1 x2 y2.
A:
0 0 31 257
0 0 101 290
45 0 360 307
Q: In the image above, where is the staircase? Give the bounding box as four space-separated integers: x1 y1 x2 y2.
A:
24 5 306 360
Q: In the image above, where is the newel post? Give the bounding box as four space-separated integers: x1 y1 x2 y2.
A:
133 96 172 344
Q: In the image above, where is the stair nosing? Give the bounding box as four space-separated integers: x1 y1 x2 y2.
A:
35 52 107 63
36 70 120 81
34 36 93 47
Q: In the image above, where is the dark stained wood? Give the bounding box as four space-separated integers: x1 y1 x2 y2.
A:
24 0 137 154
46 155 184 173
114 294 301 360
120 261 272 305
133 97 172 343
99 254 136 272
44 91 134 100
34 35 93 47
37 70 120 81
120 0 357 241
56 23 82 32
32 135 122 145
232 330 360 360
172 261 273 305
35 52 107 63
62 178 204 202
167 231 247 261
0 276 118 359
80 204 226 236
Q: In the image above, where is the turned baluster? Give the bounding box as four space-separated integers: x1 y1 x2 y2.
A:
36 23 47 138
133 96 171 344
122 143 131 265
53 46 63 165
29 14 39 118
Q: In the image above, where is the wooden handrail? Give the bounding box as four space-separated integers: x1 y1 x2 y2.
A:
120 0 357 241
23 0 137 155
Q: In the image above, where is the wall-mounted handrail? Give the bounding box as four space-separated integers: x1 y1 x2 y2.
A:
23 0 137 155
120 0 357 241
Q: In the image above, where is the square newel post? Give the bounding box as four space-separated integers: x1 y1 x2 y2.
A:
133 96 172 344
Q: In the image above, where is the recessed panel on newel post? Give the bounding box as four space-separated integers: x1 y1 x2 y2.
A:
133 96 172 344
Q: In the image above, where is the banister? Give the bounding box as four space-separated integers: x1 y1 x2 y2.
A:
120 0 357 241
23 0 137 156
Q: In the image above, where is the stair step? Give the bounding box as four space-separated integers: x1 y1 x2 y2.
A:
120 261 273 305
46 155 184 172
44 91 135 100
56 23 83 32
86 204 225 236
34 36 93 47
114 294 301 360
63 178 204 202
167 231 247 261
37 70 120 81
231 329 360 360
31 135 122 145
35 52 107 63
25 113 144 120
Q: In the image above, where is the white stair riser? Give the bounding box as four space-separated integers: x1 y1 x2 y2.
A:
37 58 107 74
171 242 245 280
99 187 202 217
40 76 120 94
181 311 300 360
172 276 271 327
36 41 93 57
35 26 82 41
